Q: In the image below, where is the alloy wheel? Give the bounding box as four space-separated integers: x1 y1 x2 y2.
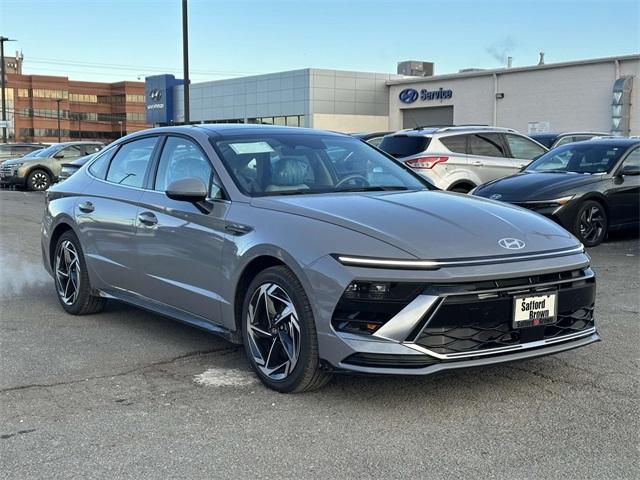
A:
31 171 49 190
579 205 605 243
55 240 81 305
246 283 301 380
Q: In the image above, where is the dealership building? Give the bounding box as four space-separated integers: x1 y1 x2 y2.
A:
145 54 639 136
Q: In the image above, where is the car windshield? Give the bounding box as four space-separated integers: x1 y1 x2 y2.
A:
529 135 556 149
211 132 430 196
34 144 63 157
525 143 628 174
24 148 44 158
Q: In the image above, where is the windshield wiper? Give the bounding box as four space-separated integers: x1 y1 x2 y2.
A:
335 186 410 192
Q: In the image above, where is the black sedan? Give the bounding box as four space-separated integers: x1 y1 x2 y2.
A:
473 138 640 246
58 153 96 182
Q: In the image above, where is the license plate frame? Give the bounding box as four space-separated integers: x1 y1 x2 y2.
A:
513 291 558 329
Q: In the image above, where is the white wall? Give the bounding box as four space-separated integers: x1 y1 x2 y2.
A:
388 57 640 135
311 113 389 133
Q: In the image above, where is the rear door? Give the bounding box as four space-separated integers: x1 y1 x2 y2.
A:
467 132 513 183
504 133 548 169
134 135 229 324
76 136 160 293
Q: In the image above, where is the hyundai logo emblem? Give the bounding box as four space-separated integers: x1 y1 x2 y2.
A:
399 88 419 104
149 89 162 102
490 193 502 200
498 238 526 250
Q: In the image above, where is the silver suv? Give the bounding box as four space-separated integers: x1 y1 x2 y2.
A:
379 126 548 192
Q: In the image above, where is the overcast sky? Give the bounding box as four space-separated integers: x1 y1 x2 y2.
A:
2 0 638 83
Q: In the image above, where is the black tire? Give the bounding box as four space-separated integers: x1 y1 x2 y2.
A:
26 169 51 191
449 184 473 194
54 230 106 315
241 265 331 393
573 200 608 247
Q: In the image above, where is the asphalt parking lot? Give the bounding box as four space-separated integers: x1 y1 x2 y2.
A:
0 190 638 479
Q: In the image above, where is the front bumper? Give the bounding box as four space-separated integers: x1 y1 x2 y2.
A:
0 172 24 186
307 252 598 375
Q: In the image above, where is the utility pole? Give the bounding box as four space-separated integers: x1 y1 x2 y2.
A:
118 120 123 137
0 36 17 143
182 0 190 124
56 98 62 142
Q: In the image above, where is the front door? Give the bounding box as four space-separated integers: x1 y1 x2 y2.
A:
610 147 640 226
135 135 229 325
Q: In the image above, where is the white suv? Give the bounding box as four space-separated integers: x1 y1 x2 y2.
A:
378 126 548 192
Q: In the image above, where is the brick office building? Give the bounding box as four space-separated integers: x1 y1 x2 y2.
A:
4 73 150 143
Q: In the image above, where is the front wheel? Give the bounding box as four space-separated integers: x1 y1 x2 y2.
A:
27 169 51 191
242 266 331 393
573 200 608 247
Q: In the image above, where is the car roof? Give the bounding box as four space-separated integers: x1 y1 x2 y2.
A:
581 138 640 147
386 126 519 138
125 124 353 139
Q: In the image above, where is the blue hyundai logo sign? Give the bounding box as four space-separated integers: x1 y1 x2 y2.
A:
399 88 419 104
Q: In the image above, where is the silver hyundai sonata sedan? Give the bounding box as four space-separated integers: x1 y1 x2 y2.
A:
42 125 599 392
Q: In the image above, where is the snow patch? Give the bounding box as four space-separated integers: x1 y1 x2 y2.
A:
194 367 257 387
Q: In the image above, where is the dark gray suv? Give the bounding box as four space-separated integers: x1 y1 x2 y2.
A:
42 125 599 392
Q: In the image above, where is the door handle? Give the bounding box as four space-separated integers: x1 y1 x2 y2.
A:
78 201 94 213
472 161 484 166
138 212 158 226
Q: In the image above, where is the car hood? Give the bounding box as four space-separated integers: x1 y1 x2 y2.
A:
251 190 579 260
3 156 52 166
474 172 604 201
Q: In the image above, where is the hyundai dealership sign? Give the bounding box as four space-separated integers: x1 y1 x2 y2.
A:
145 74 184 124
399 87 453 104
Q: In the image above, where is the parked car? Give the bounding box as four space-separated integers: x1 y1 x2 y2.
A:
0 141 104 190
472 138 640 246
42 125 598 392
378 126 547 192
350 131 393 147
58 154 96 183
529 132 608 149
0 142 46 162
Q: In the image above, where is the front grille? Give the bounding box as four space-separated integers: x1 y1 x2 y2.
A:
342 353 437 369
414 270 595 356
0 165 13 176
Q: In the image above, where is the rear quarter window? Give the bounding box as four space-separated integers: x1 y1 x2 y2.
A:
378 135 431 158
440 135 467 154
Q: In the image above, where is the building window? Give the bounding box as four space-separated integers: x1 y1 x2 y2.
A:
18 108 70 119
125 94 145 103
32 89 68 99
126 112 146 121
18 88 29 98
69 93 98 103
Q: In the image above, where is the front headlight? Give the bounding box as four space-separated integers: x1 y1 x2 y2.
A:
10 162 24 168
334 254 440 269
524 195 575 208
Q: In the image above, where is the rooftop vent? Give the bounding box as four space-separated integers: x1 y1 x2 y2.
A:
397 61 434 77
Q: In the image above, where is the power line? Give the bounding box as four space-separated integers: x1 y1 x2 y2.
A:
27 56 262 76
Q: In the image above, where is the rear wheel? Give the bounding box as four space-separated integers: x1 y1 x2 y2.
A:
242 266 331 393
573 200 608 247
54 230 106 315
27 169 51 191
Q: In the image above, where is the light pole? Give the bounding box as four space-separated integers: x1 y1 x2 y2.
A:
182 0 190 124
118 120 123 137
0 36 17 143
55 98 62 142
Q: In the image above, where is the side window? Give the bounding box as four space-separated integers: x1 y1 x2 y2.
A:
505 134 547 160
106 137 157 188
469 133 507 158
440 134 467 154
154 136 223 198
58 145 83 160
553 136 574 147
83 144 102 156
367 136 383 148
620 148 640 172
88 147 117 179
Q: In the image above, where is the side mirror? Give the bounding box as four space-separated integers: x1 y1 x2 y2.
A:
620 165 640 176
166 177 208 202
53 152 64 159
